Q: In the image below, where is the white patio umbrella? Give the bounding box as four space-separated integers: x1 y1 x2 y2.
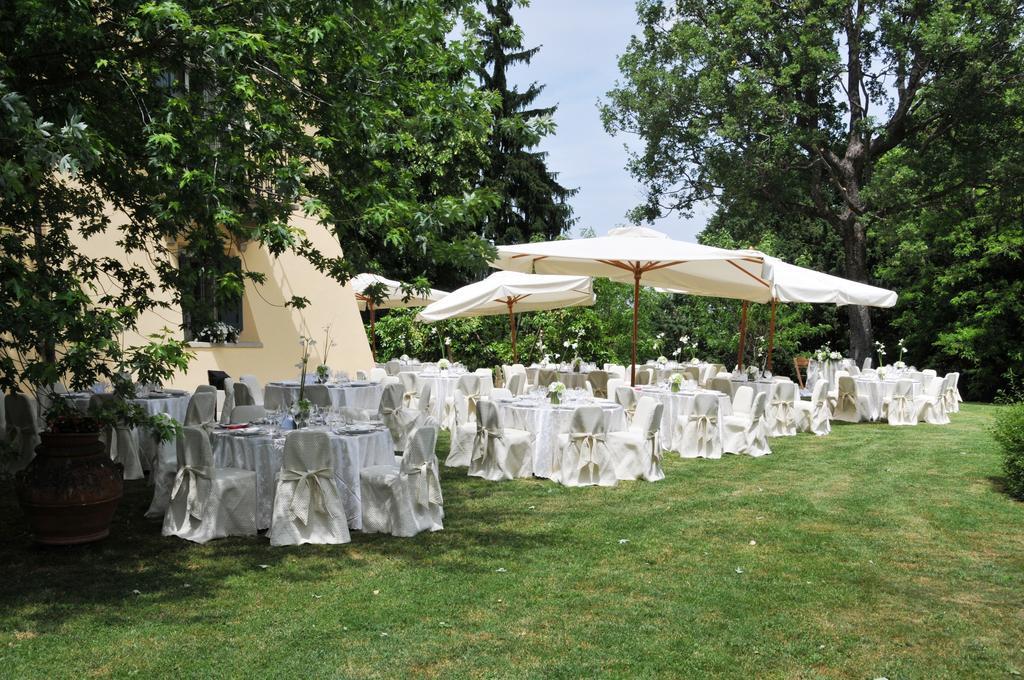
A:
491 226 770 384
350 273 448 359
415 271 595 363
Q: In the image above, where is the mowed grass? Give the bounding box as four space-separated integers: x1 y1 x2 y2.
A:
0 403 1021 679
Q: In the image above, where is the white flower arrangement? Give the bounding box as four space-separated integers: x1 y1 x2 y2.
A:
672 347 682 357
894 360 907 369
400 354 410 362
877 367 887 379
548 381 566 396
829 351 842 361
746 364 760 379
437 358 451 370
657 355 668 365
196 321 239 344
669 373 683 387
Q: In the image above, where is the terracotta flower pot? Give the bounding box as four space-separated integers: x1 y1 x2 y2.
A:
16 431 124 545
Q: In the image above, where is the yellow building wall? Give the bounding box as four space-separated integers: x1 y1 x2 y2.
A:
73 210 374 391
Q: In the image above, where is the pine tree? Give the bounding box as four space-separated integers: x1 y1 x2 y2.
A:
477 0 577 244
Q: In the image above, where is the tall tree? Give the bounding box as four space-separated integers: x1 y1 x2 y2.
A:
476 0 577 245
602 0 1023 361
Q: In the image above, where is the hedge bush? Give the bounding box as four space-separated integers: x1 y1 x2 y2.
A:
992 402 1024 500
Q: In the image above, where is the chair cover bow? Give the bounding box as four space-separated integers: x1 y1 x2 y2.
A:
836 392 858 413
942 387 957 411
891 394 913 420
689 413 717 449
472 424 503 462
279 467 340 525
570 431 606 476
771 399 793 426
407 460 444 507
403 390 418 408
171 465 211 520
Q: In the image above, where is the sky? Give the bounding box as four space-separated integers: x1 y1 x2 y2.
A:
504 0 714 241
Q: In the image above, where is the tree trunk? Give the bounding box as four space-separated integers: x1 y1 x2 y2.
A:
842 219 873 363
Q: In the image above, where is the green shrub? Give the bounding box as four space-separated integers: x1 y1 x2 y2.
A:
992 402 1024 500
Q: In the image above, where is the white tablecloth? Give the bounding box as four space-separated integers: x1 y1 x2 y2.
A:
264 381 384 411
854 378 921 422
212 427 394 531
728 379 775 399
415 372 464 423
66 391 190 469
497 398 625 479
526 368 593 390
638 387 732 452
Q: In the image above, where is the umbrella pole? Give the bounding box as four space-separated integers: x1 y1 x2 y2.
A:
631 270 641 386
737 301 748 369
766 298 777 372
507 300 518 363
369 303 377 362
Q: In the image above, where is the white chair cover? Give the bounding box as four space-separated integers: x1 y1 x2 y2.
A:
445 390 475 467
233 381 257 407
268 430 350 545
452 374 482 421
607 378 625 402
305 384 332 408
380 383 420 452
767 381 798 437
711 377 734 399
473 369 495 397
398 372 420 407
368 367 387 383
604 364 626 379
795 380 831 435
468 400 532 481
942 372 961 414
608 397 664 481
722 391 771 456
915 377 950 425
380 375 400 387
360 418 443 537
239 374 264 406
886 379 918 426
551 406 617 487
162 426 257 543
230 404 266 424
193 384 218 419
184 392 217 428
833 376 869 423
587 370 610 398
675 393 723 459
417 381 434 416
489 388 513 401
731 385 754 416
681 366 700 383
614 386 638 425
88 394 144 480
4 392 40 473
507 372 526 397
220 378 236 425
385 360 402 376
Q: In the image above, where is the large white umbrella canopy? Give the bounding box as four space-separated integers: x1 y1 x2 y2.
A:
759 256 898 307
491 226 770 383
416 271 595 362
350 273 448 359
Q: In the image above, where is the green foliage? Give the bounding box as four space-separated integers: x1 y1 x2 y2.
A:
475 0 577 246
992 403 1024 500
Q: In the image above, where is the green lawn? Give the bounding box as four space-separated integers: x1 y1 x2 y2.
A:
1 403 1021 678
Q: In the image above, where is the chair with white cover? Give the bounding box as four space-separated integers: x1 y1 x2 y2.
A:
766 381 798 437
722 386 754 453
239 374 264 406
722 391 771 456
468 400 532 481
368 367 387 383
607 378 625 401
795 381 831 436
587 370 610 398
4 393 40 473
613 386 638 425
862 357 873 370
915 377 950 425
220 378 236 425
846 364 861 376
605 364 627 380
674 393 723 459
635 368 654 385
942 372 961 414
356 369 369 380
550 406 618 487
681 366 700 383
473 368 494 397
88 394 144 480
194 384 219 419
263 384 288 412
417 381 435 416
148 391 218 518
380 375 401 387
608 397 664 481
507 372 526 397
379 383 420 452
305 384 333 409
448 374 482 423
162 426 257 544
886 379 918 426
360 418 444 537
268 430 350 546
233 380 257 407
711 377 734 399
230 404 266 424
445 390 476 467
185 391 217 429
502 364 526 390
385 360 402 376
833 376 870 423
398 372 420 408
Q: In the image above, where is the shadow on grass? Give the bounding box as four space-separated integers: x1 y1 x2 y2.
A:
0 467 568 634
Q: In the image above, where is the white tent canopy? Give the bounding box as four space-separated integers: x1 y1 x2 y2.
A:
491 226 768 383
350 273 448 360
416 271 595 362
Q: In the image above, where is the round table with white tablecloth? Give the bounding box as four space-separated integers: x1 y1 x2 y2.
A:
496 396 625 479
263 381 383 412
526 367 595 390
637 387 732 452
211 426 394 531
854 378 921 422
414 371 464 423
727 379 775 400
64 390 190 469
